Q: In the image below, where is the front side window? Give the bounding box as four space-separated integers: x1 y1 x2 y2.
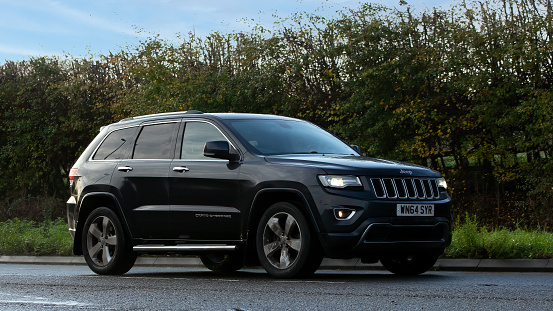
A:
181 122 228 159
133 123 177 159
93 127 137 160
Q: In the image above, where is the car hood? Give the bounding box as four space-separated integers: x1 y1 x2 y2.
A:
264 154 440 177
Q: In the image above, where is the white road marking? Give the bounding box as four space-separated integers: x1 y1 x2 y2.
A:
0 292 90 307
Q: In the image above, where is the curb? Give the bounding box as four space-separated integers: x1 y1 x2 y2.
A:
0 256 552 272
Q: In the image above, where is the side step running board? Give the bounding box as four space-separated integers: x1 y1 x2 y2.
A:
133 245 237 253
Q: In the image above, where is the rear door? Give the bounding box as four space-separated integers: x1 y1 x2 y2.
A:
169 120 241 241
110 120 180 239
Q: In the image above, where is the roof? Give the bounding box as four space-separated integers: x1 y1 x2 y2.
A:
116 111 297 124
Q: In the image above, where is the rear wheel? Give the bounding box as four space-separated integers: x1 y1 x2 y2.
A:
256 202 323 278
199 252 244 273
82 207 137 275
380 254 439 275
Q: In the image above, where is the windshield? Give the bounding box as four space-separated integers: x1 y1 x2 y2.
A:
228 119 358 156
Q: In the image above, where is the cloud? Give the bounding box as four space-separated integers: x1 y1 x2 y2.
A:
0 43 59 59
45 1 141 36
0 0 142 37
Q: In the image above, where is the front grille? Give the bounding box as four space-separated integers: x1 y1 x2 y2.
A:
370 178 440 199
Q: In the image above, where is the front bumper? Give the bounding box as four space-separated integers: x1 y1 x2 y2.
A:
319 218 451 258
308 186 452 258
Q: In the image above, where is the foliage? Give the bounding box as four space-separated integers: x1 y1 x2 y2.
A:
1 0 553 228
0 57 123 205
0 218 72 256
445 215 553 259
0 196 65 222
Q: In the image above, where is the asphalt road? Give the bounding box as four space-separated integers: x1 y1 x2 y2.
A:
0 264 552 310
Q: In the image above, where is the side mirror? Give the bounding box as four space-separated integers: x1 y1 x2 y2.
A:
204 141 239 161
350 145 362 154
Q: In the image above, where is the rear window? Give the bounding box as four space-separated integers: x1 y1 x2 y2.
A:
92 127 136 160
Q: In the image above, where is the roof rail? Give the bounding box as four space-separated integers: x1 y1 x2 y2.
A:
119 110 204 122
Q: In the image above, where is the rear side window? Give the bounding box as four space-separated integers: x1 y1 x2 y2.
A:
92 127 136 160
133 123 177 159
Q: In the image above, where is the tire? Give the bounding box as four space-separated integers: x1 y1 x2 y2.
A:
380 254 439 275
199 252 244 273
82 207 137 275
256 202 323 278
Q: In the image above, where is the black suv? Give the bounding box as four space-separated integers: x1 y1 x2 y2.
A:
67 111 452 278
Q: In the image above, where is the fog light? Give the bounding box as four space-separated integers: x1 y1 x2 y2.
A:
334 208 356 220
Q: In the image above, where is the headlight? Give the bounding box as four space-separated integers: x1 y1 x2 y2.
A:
318 175 362 189
437 177 448 190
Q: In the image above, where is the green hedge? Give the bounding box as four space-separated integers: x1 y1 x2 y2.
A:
1 218 552 259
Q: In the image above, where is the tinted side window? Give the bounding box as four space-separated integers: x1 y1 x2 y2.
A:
181 122 228 159
133 123 177 159
93 127 136 160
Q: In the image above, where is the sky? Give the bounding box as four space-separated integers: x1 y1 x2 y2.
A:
0 0 451 64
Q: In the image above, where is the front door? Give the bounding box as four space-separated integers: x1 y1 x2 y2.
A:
169 120 241 241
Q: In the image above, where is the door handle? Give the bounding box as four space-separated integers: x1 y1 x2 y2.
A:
172 166 190 172
117 166 133 172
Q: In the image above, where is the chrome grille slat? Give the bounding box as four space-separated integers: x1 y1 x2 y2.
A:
414 179 425 198
394 179 407 198
370 178 440 199
430 179 439 197
405 179 417 198
371 178 385 198
383 178 396 198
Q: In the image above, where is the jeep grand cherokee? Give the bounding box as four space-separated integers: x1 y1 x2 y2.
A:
66 111 452 278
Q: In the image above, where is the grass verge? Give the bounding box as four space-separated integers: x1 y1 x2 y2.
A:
0 218 73 256
0 217 552 259
444 216 553 259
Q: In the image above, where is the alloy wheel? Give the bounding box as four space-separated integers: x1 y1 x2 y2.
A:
86 215 118 267
261 212 302 269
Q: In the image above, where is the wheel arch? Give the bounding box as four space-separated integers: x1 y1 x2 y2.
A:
73 192 130 255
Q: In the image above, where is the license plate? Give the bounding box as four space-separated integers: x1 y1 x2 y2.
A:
397 204 434 216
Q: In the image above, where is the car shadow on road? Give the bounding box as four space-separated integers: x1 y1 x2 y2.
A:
120 267 452 282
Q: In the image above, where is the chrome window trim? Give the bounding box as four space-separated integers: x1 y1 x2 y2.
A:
180 119 241 161
89 118 241 162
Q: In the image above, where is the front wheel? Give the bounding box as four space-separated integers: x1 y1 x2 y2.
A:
199 252 244 273
82 207 137 275
380 254 439 275
256 202 323 278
